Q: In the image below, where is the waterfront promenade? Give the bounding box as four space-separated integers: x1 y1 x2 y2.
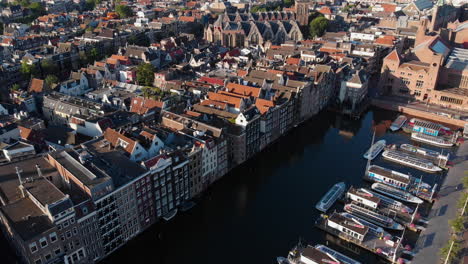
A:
413 142 468 264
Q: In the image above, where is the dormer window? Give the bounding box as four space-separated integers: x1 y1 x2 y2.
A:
117 138 129 148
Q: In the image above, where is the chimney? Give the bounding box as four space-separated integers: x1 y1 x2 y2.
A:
16 167 26 198
36 164 43 178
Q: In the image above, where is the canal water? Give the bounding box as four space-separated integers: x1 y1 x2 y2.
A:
0 108 457 263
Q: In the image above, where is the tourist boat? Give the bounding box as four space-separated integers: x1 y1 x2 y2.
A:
363 139 386 160
162 209 178 221
315 182 346 212
344 203 404 230
409 118 448 136
340 212 390 238
400 144 449 159
276 256 290 264
411 133 454 148
382 149 442 173
390 115 407 132
371 183 423 204
315 244 362 264
366 164 432 190
347 187 414 214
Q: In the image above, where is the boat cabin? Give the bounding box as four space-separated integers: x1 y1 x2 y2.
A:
347 187 380 209
300 247 340 264
368 165 410 189
327 213 368 242
411 118 443 136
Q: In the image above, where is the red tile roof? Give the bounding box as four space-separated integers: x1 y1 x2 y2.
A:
130 97 164 115
29 78 45 93
207 92 243 108
255 98 274 114
179 16 195 23
381 3 396 13
286 57 301 65
318 7 332 15
385 49 401 62
198 76 224 86
103 128 136 154
143 154 169 169
375 35 395 46
226 83 261 98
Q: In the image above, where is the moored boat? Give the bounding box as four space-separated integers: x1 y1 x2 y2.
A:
276 256 290 264
366 164 432 190
382 149 442 173
344 203 404 230
315 244 362 264
411 133 454 148
315 182 346 212
162 209 178 221
371 183 423 204
363 139 386 160
390 115 407 131
347 187 414 214
340 212 390 238
409 118 447 136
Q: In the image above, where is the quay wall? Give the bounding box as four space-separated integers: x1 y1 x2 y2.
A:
371 98 467 128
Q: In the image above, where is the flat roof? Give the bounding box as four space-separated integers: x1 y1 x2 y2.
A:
23 178 66 207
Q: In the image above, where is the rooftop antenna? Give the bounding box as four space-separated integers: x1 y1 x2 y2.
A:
36 164 43 179
15 166 23 185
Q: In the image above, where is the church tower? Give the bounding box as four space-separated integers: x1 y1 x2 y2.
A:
430 0 445 31
295 1 311 26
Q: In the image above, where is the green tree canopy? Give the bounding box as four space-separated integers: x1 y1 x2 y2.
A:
45 74 59 87
11 84 20 91
116 4 133 18
40 59 59 76
309 16 329 39
20 61 38 79
136 63 155 86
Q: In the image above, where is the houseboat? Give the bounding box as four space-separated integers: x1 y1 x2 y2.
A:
409 118 448 136
390 115 407 132
411 133 454 148
340 212 390 238
363 139 386 160
283 243 360 264
382 150 442 173
344 203 404 230
346 187 413 214
316 213 404 263
316 182 346 212
400 144 449 167
315 244 362 264
371 183 423 204
366 165 432 190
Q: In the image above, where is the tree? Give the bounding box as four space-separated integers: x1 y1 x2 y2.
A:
440 238 462 262
11 84 20 91
449 216 466 233
20 61 38 79
284 0 294 7
136 63 155 86
462 175 468 189
85 48 100 64
142 86 162 99
45 75 59 87
40 59 59 76
309 16 329 39
116 4 133 18
457 192 468 211
29 2 45 17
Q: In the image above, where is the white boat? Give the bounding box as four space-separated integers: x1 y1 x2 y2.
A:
390 115 407 131
400 144 449 159
340 212 390 238
366 164 432 190
347 187 414 214
411 133 454 148
363 139 386 160
382 149 442 173
276 256 290 264
344 203 404 230
371 183 423 204
315 182 346 212
162 209 178 221
315 244 362 264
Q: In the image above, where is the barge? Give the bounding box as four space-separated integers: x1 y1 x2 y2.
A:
344 203 404 231
316 182 346 212
411 133 454 148
382 149 442 173
371 183 423 204
363 140 386 160
390 115 407 132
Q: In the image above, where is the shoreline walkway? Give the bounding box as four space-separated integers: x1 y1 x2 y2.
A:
412 142 468 264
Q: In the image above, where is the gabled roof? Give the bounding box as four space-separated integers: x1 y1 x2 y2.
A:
28 78 45 93
226 83 261 98
255 98 274 114
130 97 164 115
286 57 301 65
384 49 401 62
207 91 244 109
103 128 136 154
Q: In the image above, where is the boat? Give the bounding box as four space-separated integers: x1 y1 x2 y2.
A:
276 256 290 264
366 164 432 190
315 182 346 212
344 203 404 230
371 183 423 204
286 244 346 264
315 244 362 264
340 212 390 238
347 187 414 214
400 144 449 159
162 209 178 221
409 118 447 136
390 115 407 131
411 133 454 148
363 139 386 160
382 149 442 173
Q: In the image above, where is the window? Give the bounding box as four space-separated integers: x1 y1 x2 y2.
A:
70 218 75 224
73 227 77 235
416 80 424 88
401 78 410 85
34 258 42 264
63 220 69 228
39 237 48 248
29 242 38 253
49 232 57 243
45 254 52 261
66 231 72 238
54 248 61 255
